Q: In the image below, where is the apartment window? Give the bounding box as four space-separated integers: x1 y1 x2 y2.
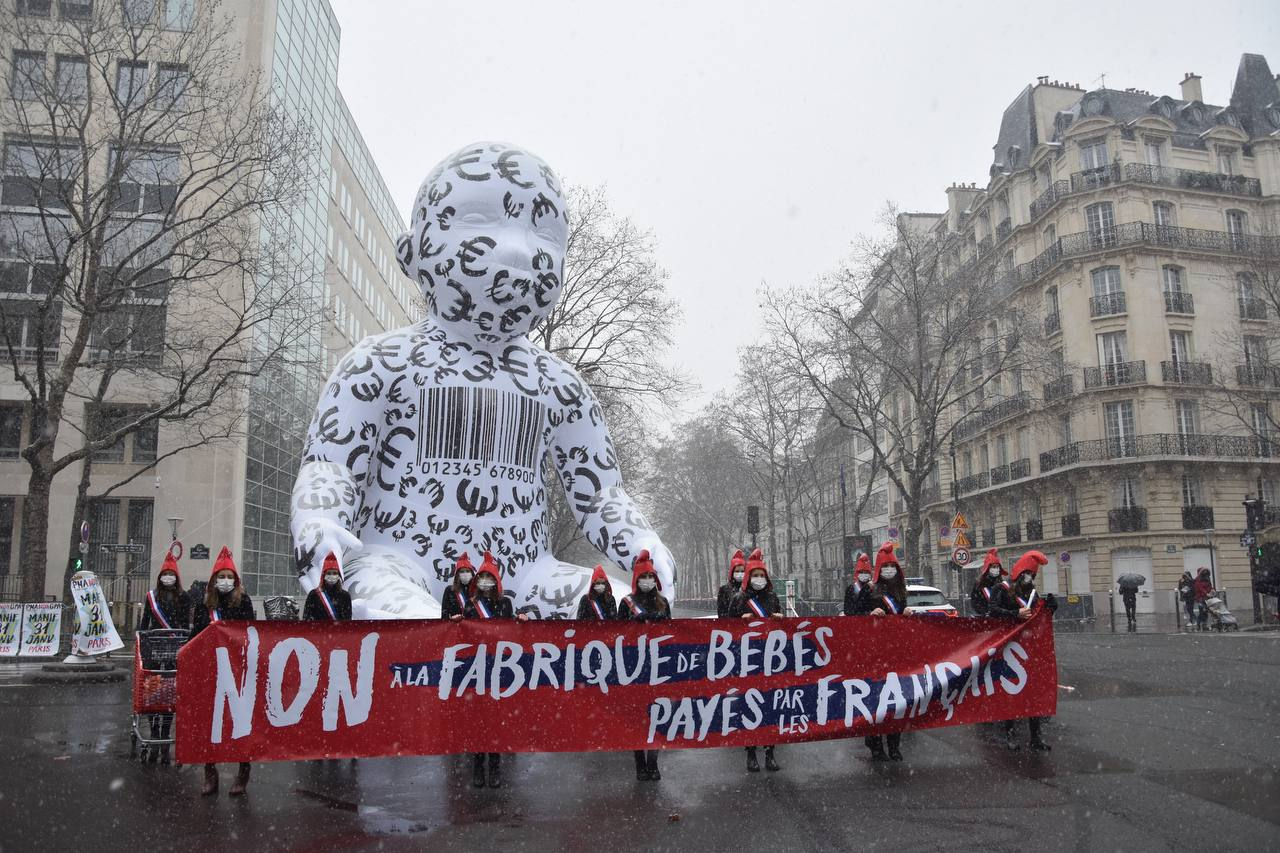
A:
995 434 1009 467
123 0 155 25
1043 224 1057 250
1085 203 1116 246
125 498 154 573
0 407 21 458
90 406 158 463
10 51 45 100
1080 138 1109 171
1161 265 1184 294
1244 335 1267 368
1017 427 1031 460
87 498 121 575
109 147 179 215
1112 476 1142 510
0 497 13 574
1104 400 1136 456
89 276 166 364
1237 272 1259 302
115 61 149 109
59 0 92 17
16 0 52 14
162 0 194 30
1153 201 1176 228
1059 412 1072 445
1217 147 1236 175
153 62 190 109
1064 487 1078 517
1181 474 1202 507
54 55 88 101
1226 210 1247 238
1252 403 1272 441
2 142 76 209
1144 138 1164 167
0 259 62 360
1096 330 1127 367
1175 400 1200 436
1045 285 1059 314
961 451 972 478
1049 348 1064 377
1170 330 1193 364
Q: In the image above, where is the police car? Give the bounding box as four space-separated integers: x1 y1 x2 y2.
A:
906 584 958 617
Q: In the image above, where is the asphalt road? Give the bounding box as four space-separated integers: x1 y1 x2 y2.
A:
1 629 1277 852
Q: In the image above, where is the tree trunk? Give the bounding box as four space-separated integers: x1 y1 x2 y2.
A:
59 456 94 605
19 469 53 601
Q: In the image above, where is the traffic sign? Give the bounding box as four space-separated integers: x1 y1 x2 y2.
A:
953 529 971 548
951 512 969 530
951 547 971 566
79 520 90 543
1240 531 1258 548
1059 551 1071 564
99 543 145 554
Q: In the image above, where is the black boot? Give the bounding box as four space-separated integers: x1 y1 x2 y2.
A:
1029 718 1051 752
746 747 760 772
886 734 904 762
1004 721 1021 751
487 753 502 788
764 746 780 771
472 753 486 788
634 750 649 781
646 751 660 781
865 735 887 761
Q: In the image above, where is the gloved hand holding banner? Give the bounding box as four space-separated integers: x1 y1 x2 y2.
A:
177 611 1057 764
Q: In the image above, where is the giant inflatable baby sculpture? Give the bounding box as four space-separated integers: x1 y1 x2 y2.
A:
290 143 676 619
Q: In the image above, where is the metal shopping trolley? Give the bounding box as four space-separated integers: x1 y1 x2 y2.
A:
130 628 189 763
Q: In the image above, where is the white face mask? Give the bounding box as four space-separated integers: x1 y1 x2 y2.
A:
324 573 340 586
750 576 768 590
856 572 871 584
215 578 235 593
732 571 744 583
593 582 608 594
457 571 473 585
159 575 176 587
880 567 898 580
477 577 496 592
637 577 657 593
988 567 1001 578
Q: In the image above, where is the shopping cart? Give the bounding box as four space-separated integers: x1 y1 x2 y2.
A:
130 628 189 764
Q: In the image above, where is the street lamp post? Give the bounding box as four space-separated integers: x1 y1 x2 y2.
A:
1204 527 1216 590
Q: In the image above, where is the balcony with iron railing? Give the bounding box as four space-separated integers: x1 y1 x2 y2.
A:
1009 458 1031 479
952 471 989 495
1029 164 1261 222
1109 506 1149 533
1043 374 1074 402
1089 291 1127 317
1083 360 1146 389
1005 524 1022 544
1040 432 1272 473
1239 297 1268 321
976 236 993 257
1061 514 1081 537
1163 291 1194 314
1025 519 1043 540
1237 363 1280 387
954 411 985 441
1044 310 1061 336
1182 505 1215 530
1162 361 1212 385
990 462 1011 485
1029 180 1069 220
987 391 1030 427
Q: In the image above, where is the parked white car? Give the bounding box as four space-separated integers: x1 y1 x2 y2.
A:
906 584 958 617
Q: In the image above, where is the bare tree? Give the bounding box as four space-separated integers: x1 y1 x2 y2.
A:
1 2 316 599
767 207 1041 571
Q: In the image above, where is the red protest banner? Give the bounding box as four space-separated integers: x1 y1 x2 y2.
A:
175 610 1057 764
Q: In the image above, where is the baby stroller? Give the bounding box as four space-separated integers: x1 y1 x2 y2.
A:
1202 592 1240 632
130 628 189 763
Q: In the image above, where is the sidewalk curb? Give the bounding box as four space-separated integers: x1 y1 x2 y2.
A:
23 662 128 685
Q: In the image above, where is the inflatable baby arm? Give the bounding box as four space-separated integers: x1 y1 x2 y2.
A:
291 341 386 590
549 369 676 596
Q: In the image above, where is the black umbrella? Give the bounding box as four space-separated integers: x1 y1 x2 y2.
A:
1117 573 1146 588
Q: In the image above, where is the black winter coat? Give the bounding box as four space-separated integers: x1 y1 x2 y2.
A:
190 591 255 635
989 581 1057 619
440 584 471 619
970 575 1003 616
303 586 353 621
870 586 906 616
138 588 192 631
617 589 670 622
577 592 618 620
463 592 515 620
729 585 783 618
843 582 876 616
716 581 740 618
1177 577 1196 604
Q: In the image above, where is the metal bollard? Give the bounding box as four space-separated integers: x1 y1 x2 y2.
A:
1109 589 1115 632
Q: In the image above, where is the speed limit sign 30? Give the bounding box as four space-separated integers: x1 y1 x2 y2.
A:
951 547 971 566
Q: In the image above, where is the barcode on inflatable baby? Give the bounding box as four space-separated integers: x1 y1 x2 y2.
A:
418 387 545 468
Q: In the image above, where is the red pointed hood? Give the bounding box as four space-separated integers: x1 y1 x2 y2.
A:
590 565 609 586
1010 550 1048 581
728 549 746 580
453 552 474 581
854 553 873 577
158 551 181 583
742 548 771 591
470 551 503 596
872 542 899 583
982 548 1005 575
631 550 660 593
209 546 238 584
322 552 342 579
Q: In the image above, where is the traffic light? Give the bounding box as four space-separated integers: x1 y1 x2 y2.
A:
1243 497 1267 531
73 557 82 572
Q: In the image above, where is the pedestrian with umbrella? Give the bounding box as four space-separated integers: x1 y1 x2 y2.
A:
1117 572 1145 631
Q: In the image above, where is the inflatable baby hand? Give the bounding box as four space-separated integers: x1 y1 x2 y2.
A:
639 541 677 600
298 518 363 591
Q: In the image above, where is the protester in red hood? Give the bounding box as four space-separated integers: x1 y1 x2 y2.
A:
463 552 524 789
717 549 747 617
303 553 353 621
988 550 1057 751
441 553 476 621
616 550 671 781
727 548 783 772
1193 567 1214 630
140 551 191 631
191 547 255 797
970 548 1006 616
843 553 876 616
865 541 911 762
577 565 618 620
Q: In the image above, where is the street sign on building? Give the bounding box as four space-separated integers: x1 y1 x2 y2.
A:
190 544 210 560
99 543 145 554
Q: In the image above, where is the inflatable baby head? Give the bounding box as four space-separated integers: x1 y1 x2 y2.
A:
397 142 569 345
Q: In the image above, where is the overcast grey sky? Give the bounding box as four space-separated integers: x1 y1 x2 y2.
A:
328 0 1277 410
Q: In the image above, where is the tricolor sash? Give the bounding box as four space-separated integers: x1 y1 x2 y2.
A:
208 607 222 622
981 586 993 601
747 597 769 618
852 581 863 595
881 595 900 615
624 595 644 617
590 598 606 620
318 588 338 620
1018 588 1037 609
474 596 494 619
146 590 171 629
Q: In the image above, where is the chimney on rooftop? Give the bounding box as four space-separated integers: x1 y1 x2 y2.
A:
1181 72 1202 103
